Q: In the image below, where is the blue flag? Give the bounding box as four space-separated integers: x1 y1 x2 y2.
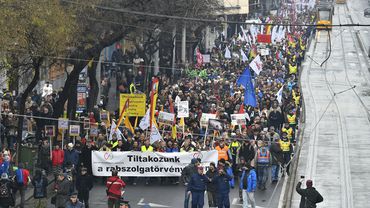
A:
236 67 257 107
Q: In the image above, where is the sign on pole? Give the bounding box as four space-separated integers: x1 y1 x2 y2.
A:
119 94 146 116
44 125 55 137
231 114 247 125
69 125 80 136
177 101 189 118
200 113 216 128
58 118 69 130
158 111 175 126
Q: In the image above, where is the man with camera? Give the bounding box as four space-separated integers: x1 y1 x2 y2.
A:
296 177 323 208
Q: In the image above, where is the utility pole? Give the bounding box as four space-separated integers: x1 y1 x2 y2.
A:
181 23 186 64
172 26 176 79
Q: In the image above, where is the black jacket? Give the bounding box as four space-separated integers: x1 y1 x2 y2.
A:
296 182 323 208
269 142 284 165
181 164 197 185
205 169 218 192
238 144 255 163
32 176 48 198
76 174 93 193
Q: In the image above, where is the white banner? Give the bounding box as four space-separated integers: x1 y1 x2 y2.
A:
91 150 218 177
177 101 189 118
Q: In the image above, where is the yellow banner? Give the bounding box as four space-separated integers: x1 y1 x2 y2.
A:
119 94 146 116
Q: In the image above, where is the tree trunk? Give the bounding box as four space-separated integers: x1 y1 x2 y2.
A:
53 31 128 118
87 61 99 112
16 57 42 164
67 77 78 120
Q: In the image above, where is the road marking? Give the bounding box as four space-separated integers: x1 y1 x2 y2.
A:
231 197 265 207
137 198 170 207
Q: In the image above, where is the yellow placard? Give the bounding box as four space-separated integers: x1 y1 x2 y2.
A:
119 94 146 116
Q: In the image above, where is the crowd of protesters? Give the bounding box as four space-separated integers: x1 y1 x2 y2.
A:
0 3 318 207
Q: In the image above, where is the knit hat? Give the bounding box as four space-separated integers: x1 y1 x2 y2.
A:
191 158 198 164
306 180 313 188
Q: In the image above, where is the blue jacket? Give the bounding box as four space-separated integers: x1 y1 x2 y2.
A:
63 149 79 167
188 173 209 192
226 166 235 188
239 168 257 192
213 172 233 195
0 161 9 175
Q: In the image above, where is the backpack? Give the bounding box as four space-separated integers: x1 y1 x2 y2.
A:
34 178 45 198
0 182 10 198
15 169 24 186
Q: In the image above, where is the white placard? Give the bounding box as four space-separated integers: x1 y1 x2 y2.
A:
260 48 270 56
200 113 217 127
69 125 80 136
91 150 218 177
231 114 247 125
177 101 189 118
158 111 175 125
58 118 68 130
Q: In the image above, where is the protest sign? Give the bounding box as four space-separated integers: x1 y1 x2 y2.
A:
69 125 80 136
119 94 146 116
158 111 175 126
200 113 216 127
91 150 218 177
231 114 247 125
177 101 189 118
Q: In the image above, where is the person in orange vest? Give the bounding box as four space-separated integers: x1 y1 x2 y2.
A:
215 140 231 162
256 141 270 190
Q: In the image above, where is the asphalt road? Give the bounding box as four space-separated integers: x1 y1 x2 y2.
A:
290 3 370 208
23 173 283 208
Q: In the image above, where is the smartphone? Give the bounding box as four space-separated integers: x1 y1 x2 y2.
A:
300 175 305 179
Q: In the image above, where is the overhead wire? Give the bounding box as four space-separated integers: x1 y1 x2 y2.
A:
61 0 370 27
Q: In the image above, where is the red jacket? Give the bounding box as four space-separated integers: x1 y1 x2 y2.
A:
52 149 64 166
106 176 125 199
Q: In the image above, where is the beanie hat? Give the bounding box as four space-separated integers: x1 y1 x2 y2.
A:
191 158 198 164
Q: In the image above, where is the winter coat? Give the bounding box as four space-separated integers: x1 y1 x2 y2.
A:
32 176 48 198
238 144 256 164
63 149 79 167
213 172 232 195
106 176 125 199
65 200 84 208
55 178 72 207
188 173 209 192
296 182 323 208
52 149 64 166
181 164 197 185
269 142 284 165
76 174 93 193
0 178 14 206
239 168 257 192
205 170 218 192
